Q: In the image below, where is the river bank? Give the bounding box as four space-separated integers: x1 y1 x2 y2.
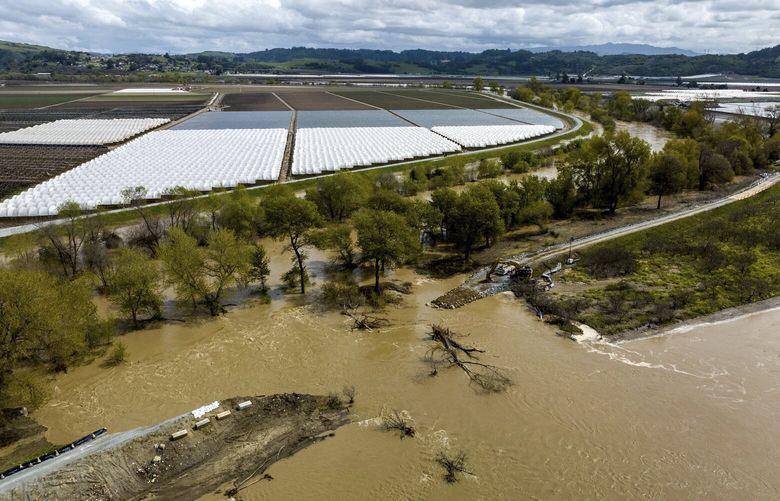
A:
613 296 780 343
0 394 350 500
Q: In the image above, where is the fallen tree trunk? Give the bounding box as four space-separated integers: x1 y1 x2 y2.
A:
426 325 511 393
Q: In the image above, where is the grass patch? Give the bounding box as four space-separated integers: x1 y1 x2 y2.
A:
548 184 780 336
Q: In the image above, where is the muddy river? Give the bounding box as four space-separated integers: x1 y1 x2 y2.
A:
615 121 674 152
32 241 780 499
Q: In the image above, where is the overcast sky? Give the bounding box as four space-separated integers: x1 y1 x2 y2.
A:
1 0 779 55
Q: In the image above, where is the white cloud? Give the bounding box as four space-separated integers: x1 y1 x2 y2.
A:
0 0 777 54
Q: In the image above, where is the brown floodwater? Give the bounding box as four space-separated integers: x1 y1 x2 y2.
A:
32 241 780 499
615 121 674 152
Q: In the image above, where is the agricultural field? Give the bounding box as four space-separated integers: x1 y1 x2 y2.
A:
292 127 459 175
0 94 95 110
0 118 169 145
296 110 407 128
0 87 568 214
220 92 290 111
83 93 211 103
274 91 371 110
329 90 453 109
392 109 517 128
0 129 287 216
172 111 291 130
386 89 511 109
0 145 108 199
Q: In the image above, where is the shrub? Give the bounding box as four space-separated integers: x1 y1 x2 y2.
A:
581 245 638 278
106 341 127 366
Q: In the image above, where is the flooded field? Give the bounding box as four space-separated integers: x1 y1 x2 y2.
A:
615 120 674 152
30 236 780 499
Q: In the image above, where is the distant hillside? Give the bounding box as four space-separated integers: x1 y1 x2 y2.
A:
1 40 779 79
527 43 701 57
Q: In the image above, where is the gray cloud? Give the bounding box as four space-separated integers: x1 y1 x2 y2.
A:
0 0 777 54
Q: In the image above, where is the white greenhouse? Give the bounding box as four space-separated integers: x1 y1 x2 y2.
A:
0 128 287 217
432 124 556 148
292 127 460 175
0 118 170 145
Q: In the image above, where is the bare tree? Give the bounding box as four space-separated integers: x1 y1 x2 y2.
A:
425 325 511 392
345 310 389 331
381 408 415 439
436 450 472 483
342 385 357 405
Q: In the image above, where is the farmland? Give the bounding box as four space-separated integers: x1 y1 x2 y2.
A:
220 92 290 111
0 86 574 217
0 94 95 109
0 145 108 199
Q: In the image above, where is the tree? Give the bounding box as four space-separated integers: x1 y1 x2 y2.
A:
312 224 357 269
217 187 263 239
305 172 369 222
472 76 484 92
261 188 322 294
161 186 202 234
39 201 87 277
569 131 651 214
107 248 162 328
545 167 577 218
661 138 701 189
159 228 252 315
248 243 271 292
354 209 420 293
648 153 687 209
449 184 504 260
699 149 734 190
430 188 458 239
0 269 102 398
122 186 165 255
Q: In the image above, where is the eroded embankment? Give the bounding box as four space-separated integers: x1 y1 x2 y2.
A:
0 394 349 500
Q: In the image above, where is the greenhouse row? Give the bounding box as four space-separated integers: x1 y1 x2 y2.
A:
432 124 556 148
0 118 170 145
292 127 460 175
0 129 287 217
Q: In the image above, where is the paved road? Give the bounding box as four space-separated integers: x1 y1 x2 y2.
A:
0 414 184 495
433 172 780 307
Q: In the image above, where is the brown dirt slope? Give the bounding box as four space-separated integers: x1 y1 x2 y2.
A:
1 394 349 501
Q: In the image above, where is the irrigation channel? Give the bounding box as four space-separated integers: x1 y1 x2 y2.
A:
5 231 780 499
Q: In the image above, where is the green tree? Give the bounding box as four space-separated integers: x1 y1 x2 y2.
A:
107 248 163 328
0 270 102 399
473 76 484 92
354 209 420 293
312 224 357 269
248 243 271 292
698 149 734 190
261 188 322 294
305 172 369 222
648 153 687 209
217 187 263 239
545 167 577 218
450 184 504 260
40 201 87 277
569 131 651 213
161 186 202 234
159 228 252 315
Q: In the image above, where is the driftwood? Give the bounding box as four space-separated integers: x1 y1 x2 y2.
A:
425 324 511 392
380 409 416 439
436 450 473 483
345 310 390 331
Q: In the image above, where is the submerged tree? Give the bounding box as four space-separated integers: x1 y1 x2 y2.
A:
261 187 322 294
354 208 420 294
159 227 252 315
107 248 163 328
425 324 511 392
